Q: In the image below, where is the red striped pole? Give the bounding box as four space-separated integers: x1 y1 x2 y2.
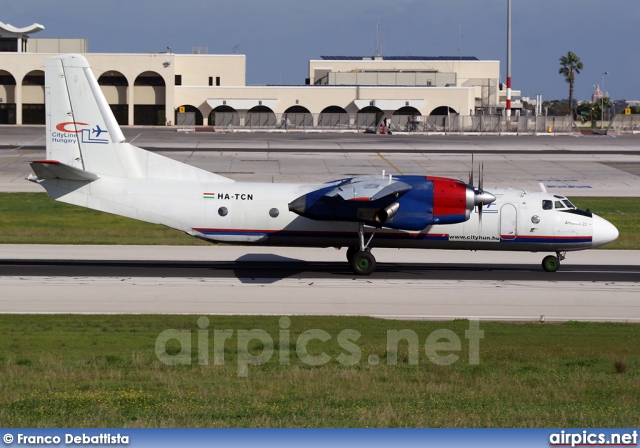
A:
506 0 512 118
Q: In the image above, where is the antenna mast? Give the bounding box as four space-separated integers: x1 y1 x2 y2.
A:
375 18 383 57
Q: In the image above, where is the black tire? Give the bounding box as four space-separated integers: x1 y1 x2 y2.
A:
346 246 358 262
542 255 560 272
350 251 376 275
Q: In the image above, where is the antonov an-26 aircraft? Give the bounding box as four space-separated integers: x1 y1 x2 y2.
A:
29 54 619 275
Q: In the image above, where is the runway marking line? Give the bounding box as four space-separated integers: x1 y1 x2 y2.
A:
0 149 34 168
376 152 404 175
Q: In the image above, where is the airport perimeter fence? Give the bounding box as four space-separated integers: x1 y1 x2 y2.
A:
390 114 574 134
213 112 377 131
210 112 576 134
610 114 640 132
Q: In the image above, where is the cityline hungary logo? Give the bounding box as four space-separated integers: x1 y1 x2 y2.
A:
52 122 108 144
55 122 88 133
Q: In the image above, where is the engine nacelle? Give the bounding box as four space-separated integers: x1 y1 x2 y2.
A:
288 175 493 231
375 176 470 230
429 176 476 224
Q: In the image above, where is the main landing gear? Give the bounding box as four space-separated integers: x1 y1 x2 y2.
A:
542 251 566 272
346 223 378 275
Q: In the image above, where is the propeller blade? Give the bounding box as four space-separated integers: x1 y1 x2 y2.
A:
468 156 494 227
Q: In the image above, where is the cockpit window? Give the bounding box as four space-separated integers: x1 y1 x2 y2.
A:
542 200 552 210
562 199 575 209
554 201 564 209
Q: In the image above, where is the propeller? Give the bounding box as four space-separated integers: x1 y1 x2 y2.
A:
468 156 496 222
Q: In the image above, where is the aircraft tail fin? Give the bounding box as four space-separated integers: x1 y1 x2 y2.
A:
44 54 233 182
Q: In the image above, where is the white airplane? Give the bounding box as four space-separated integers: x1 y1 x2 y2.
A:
29 54 619 275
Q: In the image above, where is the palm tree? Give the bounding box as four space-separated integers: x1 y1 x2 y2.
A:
559 52 584 118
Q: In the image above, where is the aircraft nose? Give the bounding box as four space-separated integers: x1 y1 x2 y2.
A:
592 214 619 247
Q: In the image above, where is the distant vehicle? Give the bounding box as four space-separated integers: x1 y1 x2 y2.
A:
29 54 618 274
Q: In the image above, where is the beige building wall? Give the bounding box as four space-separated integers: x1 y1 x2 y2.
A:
174 54 245 87
101 86 128 105
0 82 15 102
1 50 498 125
0 52 248 124
309 59 499 85
178 85 475 124
309 58 501 111
27 38 88 53
21 84 44 103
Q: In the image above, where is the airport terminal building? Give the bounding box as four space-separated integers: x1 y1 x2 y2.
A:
1 21 521 131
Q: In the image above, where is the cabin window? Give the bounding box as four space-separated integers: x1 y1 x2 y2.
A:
269 208 279 218
218 207 228 217
542 200 552 210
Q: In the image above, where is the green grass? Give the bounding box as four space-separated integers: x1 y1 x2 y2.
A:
0 315 638 427
0 193 638 248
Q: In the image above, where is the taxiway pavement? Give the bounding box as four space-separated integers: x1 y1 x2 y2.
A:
1 245 638 321
2 128 640 195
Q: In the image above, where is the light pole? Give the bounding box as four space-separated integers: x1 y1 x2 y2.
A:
601 71 608 129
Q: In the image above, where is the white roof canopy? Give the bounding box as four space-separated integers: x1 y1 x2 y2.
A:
0 22 44 37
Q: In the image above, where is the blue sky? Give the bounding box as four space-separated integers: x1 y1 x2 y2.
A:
3 0 639 101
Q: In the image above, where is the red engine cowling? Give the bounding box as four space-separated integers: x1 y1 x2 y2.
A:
427 176 476 224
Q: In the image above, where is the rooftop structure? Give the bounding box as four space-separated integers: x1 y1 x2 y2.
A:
0 21 44 52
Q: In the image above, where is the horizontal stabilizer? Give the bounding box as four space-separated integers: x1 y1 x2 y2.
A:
30 160 99 182
326 176 412 201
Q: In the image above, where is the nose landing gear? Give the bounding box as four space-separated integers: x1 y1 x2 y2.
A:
542 251 566 272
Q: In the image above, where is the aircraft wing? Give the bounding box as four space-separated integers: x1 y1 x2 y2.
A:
325 176 412 201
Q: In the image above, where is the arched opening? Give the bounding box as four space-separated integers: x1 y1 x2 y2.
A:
394 106 421 116
282 105 312 128
0 71 17 124
430 106 457 116
427 106 457 132
134 71 166 125
21 70 45 124
393 106 422 132
98 71 128 125
357 105 383 129
175 105 203 126
246 105 276 128
209 105 239 127
318 105 348 129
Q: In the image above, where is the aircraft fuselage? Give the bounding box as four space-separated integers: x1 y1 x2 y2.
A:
40 175 615 254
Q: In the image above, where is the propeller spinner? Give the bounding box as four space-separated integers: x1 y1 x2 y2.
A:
468 159 496 220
